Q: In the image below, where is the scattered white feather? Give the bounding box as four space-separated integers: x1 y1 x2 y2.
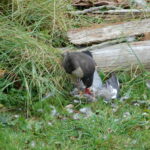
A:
123 112 131 118
30 141 36 148
110 85 118 99
47 122 53 126
146 80 150 89
50 105 58 117
14 114 19 118
72 113 81 120
79 107 93 117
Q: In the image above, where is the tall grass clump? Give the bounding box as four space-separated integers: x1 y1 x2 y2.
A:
0 16 69 109
1 0 72 47
0 0 74 110
10 0 71 47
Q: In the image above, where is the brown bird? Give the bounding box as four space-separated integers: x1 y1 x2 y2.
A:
62 50 96 94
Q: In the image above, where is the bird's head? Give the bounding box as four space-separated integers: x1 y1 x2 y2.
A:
82 75 93 88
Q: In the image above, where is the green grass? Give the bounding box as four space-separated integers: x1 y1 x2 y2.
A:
0 0 150 149
0 72 150 150
0 97 150 150
0 16 70 108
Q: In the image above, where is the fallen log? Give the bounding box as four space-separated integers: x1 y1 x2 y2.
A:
70 5 117 15
88 40 150 72
71 7 150 15
60 40 150 72
93 8 150 15
72 0 130 9
67 19 150 46
71 8 150 22
90 9 150 21
132 0 147 7
78 36 136 51
72 0 117 8
88 13 148 22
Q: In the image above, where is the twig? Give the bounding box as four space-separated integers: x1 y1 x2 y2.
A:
70 5 118 15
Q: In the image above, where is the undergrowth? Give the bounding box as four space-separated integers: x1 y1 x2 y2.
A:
0 16 70 108
0 0 74 109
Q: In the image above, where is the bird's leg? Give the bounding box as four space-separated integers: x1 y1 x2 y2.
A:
76 78 84 95
76 78 80 84
71 77 83 95
73 77 80 88
71 76 78 86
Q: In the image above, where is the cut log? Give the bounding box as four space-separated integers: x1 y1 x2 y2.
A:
79 36 136 51
93 8 150 14
67 19 150 46
70 5 117 15
87 40 150 72
71 8 150 22
90 9 150 21
88 13 148 22
132 0 147 7
72 0 117 8
72 0 130 9
71 7 150 15
60 40 150 72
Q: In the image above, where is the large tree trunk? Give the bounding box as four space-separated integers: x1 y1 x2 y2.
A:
85 40 150 72
67 19 150 46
